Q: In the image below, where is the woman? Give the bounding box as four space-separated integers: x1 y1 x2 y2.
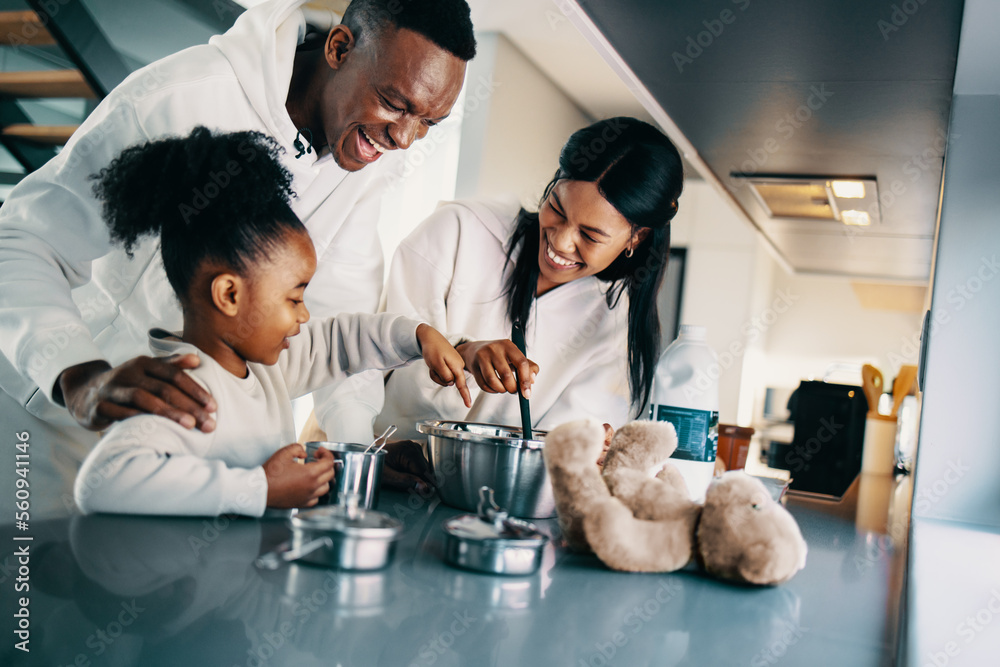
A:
374 117 684 439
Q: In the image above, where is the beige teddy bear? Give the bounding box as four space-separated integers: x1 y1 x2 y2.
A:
544 419 808 585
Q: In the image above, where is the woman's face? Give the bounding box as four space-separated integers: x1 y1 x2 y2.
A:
230 229 316 366
536 180 641 295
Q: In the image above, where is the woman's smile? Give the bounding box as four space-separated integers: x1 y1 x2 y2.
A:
543 236 582 270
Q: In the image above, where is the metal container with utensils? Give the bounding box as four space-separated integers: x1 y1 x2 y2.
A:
417 420 555 519
256 495 402 571
305 441 385 509
443 487 548 575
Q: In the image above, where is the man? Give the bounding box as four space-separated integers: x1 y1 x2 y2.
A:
0 0 475 515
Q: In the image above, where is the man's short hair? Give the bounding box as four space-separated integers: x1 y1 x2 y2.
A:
342 0 477 61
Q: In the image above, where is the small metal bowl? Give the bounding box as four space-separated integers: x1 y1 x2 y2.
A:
417 420 554 519
304 441 386 509
442 487 548 576
256 495 402 571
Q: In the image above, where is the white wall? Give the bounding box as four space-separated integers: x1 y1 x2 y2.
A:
455 32 591 204
669 181 771 426
376 105 464 275
755 271 925 398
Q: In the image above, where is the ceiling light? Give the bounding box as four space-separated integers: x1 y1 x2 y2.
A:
749 181 834 220
840 210 871 226
831 180 866 199
731 174 881 227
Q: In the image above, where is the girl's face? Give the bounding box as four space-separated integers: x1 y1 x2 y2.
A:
536 180 644 296
230 229 316 366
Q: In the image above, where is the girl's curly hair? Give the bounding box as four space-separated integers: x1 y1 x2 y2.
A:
91 126 302 299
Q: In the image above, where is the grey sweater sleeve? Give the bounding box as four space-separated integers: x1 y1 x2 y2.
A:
278 312 423 400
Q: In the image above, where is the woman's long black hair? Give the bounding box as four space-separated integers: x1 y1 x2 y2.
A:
91 126 302 301
503 117 684 415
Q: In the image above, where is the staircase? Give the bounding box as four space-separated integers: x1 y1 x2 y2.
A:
0 1 131 198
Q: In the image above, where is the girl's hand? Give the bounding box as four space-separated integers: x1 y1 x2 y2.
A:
263 443 335 508
455 339 539 399
416 324 471 408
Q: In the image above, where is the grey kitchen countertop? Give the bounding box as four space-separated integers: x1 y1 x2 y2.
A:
0 473 910 667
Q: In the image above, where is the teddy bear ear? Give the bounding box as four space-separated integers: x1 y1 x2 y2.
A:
736 541 801 586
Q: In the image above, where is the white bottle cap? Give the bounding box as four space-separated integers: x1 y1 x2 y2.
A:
679 324 707 340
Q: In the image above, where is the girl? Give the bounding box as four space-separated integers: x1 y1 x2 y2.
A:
371 117 683 440
74 127 468 516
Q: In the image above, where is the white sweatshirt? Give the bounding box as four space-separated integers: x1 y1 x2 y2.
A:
0 0 391 450
374 200 632 441
74 313 422 517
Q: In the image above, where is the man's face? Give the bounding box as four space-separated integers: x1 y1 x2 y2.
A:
322 26 467 171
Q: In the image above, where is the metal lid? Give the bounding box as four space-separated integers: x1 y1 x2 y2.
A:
443 487 547 545
444 515 546 545
291 495 402 539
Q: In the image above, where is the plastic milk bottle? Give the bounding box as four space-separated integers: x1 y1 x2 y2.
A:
649 325 719 501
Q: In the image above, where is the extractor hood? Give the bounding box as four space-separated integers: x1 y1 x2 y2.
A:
566 0 964 283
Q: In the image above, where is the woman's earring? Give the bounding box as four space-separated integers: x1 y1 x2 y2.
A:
625 246 634 258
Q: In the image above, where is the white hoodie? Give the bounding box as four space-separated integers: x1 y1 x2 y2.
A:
0 0 394 496
374 200 632 440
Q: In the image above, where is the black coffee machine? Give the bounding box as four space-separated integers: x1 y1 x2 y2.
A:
767 380 868 497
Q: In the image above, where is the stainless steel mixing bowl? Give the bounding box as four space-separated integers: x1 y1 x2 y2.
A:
416 420 555 519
